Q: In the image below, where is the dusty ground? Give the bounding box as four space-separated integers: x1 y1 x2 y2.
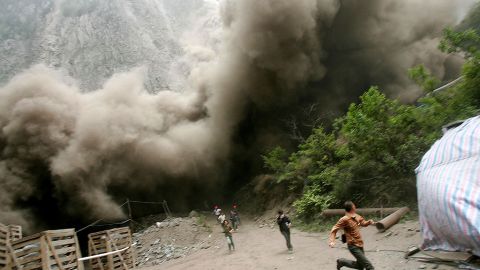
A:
139 215 457 270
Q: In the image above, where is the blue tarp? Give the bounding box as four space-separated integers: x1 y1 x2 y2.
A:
416 116 480 256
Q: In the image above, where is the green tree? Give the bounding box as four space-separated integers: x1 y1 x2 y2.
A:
261 28 480 222
408 65 440 93
262 146 288 174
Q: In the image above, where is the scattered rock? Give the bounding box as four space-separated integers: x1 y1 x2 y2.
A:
189 210 200 218
406 232 416 238
133 216 212 267
419 264 426 269
200 244 211 249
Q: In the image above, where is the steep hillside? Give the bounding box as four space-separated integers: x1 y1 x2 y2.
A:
0 0 218 91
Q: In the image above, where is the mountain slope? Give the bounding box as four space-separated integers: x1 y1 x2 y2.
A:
0 0 216 91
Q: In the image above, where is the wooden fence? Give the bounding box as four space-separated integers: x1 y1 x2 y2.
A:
0 223 9 269
88 227 134 270
4 229 83 270
7 226 22 243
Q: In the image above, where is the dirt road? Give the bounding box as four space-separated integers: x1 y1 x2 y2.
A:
142 217 453 270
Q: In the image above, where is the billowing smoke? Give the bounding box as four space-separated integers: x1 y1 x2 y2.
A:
0 0 474 231
0 66 217 230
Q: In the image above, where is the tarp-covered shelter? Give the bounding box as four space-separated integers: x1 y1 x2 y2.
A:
416 116 480 256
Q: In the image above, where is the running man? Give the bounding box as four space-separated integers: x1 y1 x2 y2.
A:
230 209 239 230
222 220 235 252
276 210 293 251
329 201 376 270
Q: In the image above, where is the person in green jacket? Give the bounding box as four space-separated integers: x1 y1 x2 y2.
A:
222 220 235 252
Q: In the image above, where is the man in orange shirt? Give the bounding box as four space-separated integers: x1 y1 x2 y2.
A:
329 201 376 270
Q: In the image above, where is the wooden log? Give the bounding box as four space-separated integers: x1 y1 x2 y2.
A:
375 207 410 232
321 207 401 217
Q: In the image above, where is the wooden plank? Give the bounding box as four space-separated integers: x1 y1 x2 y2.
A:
57 254 77 264
12 232 42 245
12 237 43 249
420 251 473 262
74 230 84 270
40 235 49 270
107 233 128 270
53 246 76 255
91 241 107 246
7 241 21 269
44 229 75 235
14 246 41 258
61 261 78 269
51 238 76 247
8 225 22 242
112 261 124 269
89 239 105 270
22 263 43 270
106 239 113 270
18 254 42 265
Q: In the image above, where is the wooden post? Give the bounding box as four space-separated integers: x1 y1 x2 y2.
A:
163 200 172 217
126 199 132 220
40 235 49 270
6 242 20 270
75 231 85 270
46 235 65 270
106 232 128 270
105 237 113 270
89 237 105 270
126 199 133 231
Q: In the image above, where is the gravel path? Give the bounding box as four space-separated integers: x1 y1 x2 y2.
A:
139 217 455 270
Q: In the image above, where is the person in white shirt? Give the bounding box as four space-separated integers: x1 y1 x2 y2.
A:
213 206 222 219
218 212 226 224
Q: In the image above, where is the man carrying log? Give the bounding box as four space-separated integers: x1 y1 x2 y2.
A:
329 201 376 270
277 210 293 252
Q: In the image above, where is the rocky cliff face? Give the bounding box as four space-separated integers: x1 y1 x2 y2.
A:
0 0 218 91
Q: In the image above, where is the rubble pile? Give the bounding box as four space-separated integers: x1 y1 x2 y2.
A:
133 217 212 266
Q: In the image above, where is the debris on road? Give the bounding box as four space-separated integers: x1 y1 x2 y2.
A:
133 216 213 267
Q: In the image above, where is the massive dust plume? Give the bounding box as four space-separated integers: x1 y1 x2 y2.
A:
0 0 475 231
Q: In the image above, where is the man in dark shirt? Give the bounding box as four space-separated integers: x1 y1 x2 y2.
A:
277 210 293 251
329 201 375 270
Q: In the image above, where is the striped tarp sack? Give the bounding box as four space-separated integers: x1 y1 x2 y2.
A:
416 116 480 256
